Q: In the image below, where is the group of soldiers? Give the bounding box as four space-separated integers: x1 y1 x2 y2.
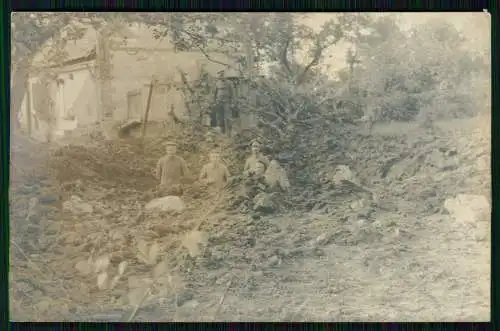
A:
153 139 288 197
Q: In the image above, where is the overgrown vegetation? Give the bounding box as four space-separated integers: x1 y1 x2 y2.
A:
12 12 488 134
10 13 490 321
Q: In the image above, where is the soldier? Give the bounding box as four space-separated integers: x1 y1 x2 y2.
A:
199 149 231 190
253 161 267 177
244 140 270 176
154 141 190 196
264 159 291 192
238 160 269 208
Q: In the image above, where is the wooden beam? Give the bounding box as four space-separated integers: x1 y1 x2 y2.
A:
141 78 156 141
112 46 231 56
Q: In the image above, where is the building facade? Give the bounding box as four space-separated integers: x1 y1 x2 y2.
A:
20 24 255 140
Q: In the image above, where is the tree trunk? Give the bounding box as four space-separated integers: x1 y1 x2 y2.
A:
25 78 32 135
10 57 31 131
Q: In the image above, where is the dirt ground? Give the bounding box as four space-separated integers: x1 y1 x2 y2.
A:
9 116 490 322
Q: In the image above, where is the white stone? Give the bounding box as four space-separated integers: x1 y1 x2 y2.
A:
476 157 489 171
145 196 185 213
253 193 275 212
63 195 93 214
264 160 290 191
333 165 356 185
75 260 93 276
315 233 330 245
444 194 490 224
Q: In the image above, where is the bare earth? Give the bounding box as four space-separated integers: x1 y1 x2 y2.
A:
9 116 490 322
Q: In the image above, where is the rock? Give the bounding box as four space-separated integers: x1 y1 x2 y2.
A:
357 206 373 219
62 196 93 214
427 149 458 170
145 196 185 213
476 156 489 171
419 187 437 199
17 185 36 195
215 273 232 285
349 199 365 210
385 157 416 181
333 165 356 185
267 255 280 267
38 195 60 205
357 219 368 227
315 233 331 246
313 248 325 256
75 260 93 276
152 224 176 237
312 202 327 211
34 300 52 314
444 194 490 224
474 231 488 242
176 291 194 307
253 193 275 213
133 211 145 225
251 213 261 220
26 197 40 220
181 300 200 309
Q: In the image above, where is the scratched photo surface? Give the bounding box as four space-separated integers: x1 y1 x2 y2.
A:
10 12 490 321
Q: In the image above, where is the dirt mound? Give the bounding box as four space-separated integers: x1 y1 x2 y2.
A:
9 117 490 321
10 127 253 320
51 142 155 190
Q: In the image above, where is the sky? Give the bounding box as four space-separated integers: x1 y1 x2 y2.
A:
28 12 491 76
297 12 491 74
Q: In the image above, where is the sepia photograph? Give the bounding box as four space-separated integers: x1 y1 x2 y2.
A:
9 12 490 321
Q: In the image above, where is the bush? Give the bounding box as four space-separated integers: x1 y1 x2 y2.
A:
350 17 489 122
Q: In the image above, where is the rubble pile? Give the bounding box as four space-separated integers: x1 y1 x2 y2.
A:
293 123 490 219
9 127 253 319
9 115 490 321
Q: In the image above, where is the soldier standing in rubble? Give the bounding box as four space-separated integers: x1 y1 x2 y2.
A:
199 149 231 190
229 140 272 212
233 160 268 212
244 140 270 176
154 141 190 196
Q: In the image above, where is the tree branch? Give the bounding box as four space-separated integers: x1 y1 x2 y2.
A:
290 107 302 121
261 89 291 117
176 67 195 95
195 45 241 74
295 42 324 86
258 118 286 137
258 109 287 122
279 36 294 76
295 25 343 85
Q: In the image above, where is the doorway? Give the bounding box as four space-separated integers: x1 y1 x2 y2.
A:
127 90 142 119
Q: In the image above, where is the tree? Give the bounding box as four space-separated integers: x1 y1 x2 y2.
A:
11 12 363 142
347 16 488 122
126 13 363 140
10 12 146 131
140 13 358 84
11 12 69 130
12 13 101 130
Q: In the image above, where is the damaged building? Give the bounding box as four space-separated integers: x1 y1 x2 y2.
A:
19 24 259 141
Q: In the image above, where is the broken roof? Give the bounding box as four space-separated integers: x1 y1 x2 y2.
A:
31 22 135 68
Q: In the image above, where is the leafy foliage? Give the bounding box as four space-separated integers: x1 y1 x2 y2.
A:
11 13 488 136
348 16 489 122
141 13 358 84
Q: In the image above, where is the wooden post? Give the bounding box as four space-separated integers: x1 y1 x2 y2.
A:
346 48 360 94
26 78 32 135
141 78 156 141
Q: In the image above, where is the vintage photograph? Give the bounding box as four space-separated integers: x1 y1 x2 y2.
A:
10 12 490 321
